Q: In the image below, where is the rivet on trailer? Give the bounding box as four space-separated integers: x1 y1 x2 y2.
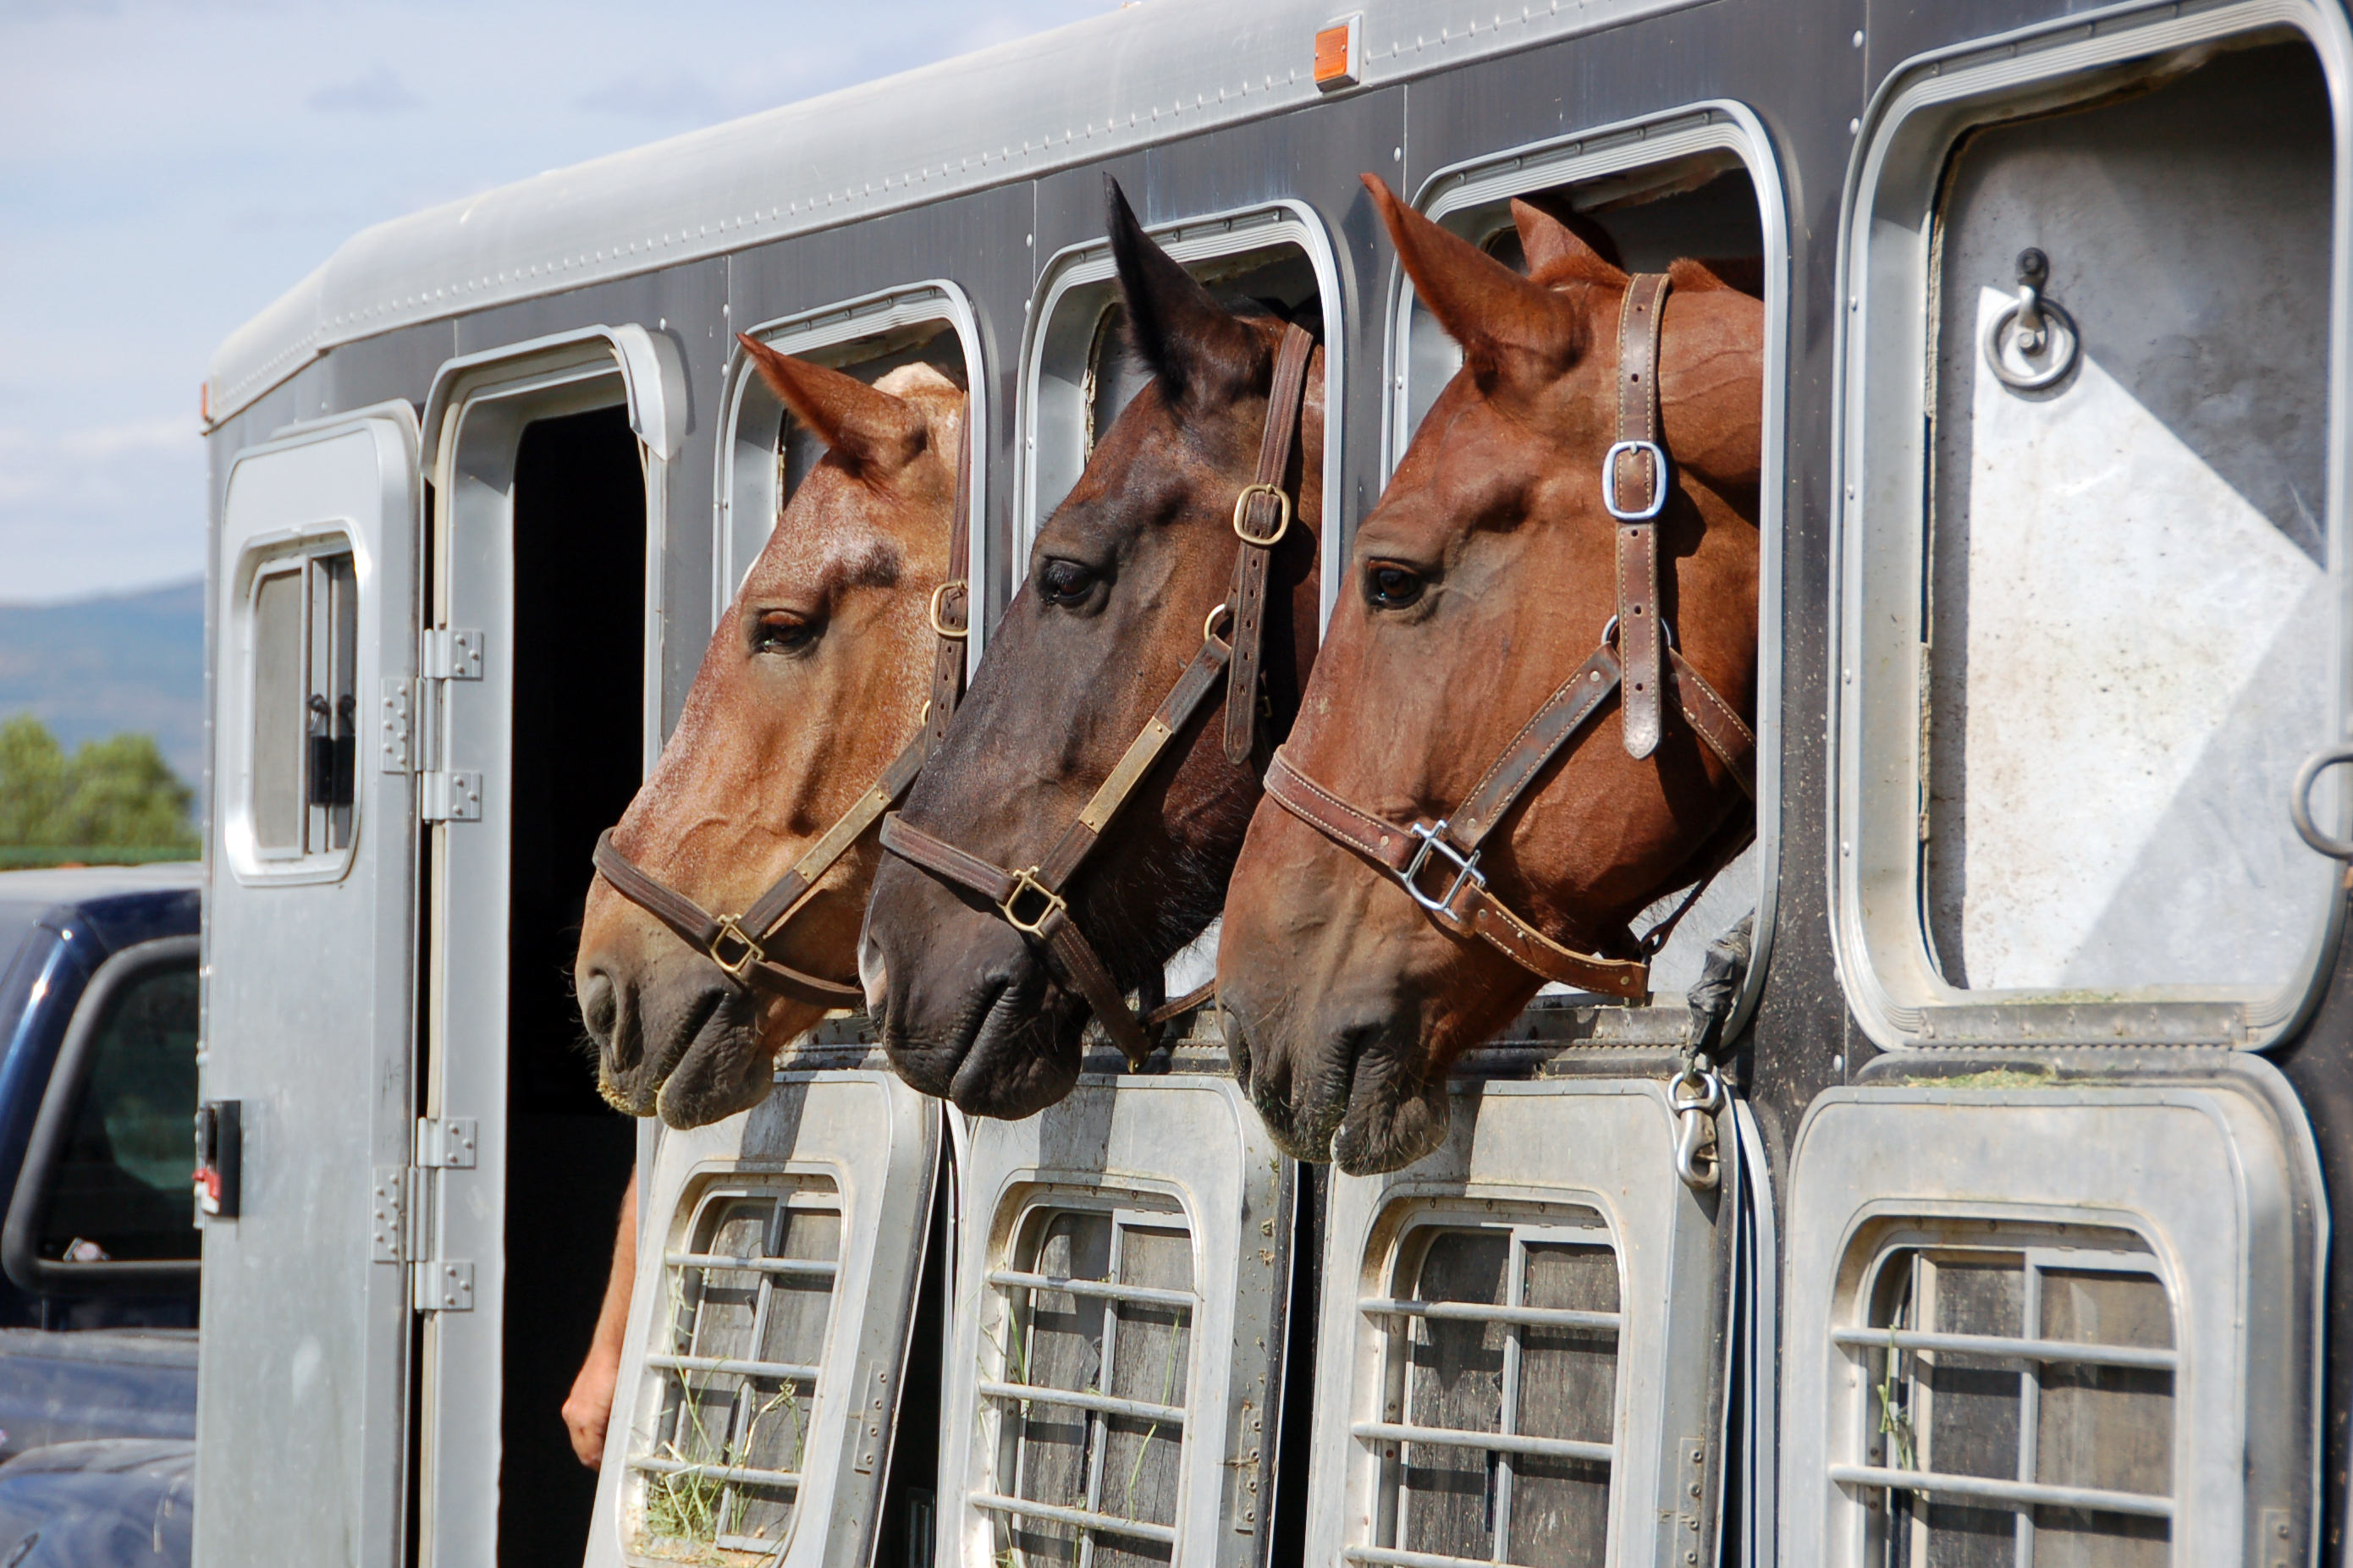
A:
192 2 2353 1566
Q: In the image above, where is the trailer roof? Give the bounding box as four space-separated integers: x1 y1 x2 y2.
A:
206 0 1678 425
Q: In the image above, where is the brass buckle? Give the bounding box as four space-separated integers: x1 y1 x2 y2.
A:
1000 867 1066 937
928 580 969 639
708 914 763 984
1232 483 1292 547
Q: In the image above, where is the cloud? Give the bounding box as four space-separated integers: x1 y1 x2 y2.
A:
306 63 420 114
573 69 725 124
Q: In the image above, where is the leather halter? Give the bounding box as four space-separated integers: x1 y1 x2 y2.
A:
879 322 1317 1070
591 411 977 1008
1262 274 1755 1001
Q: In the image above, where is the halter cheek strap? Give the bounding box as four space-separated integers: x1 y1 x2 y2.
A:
592 406 977 1005
879 322 1318 1070
1262 273 1756 998
1608 272 1672 761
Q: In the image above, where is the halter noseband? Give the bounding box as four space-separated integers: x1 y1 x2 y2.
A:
591 411 977 1009
1262 273 1756 999
879 322 1319 1070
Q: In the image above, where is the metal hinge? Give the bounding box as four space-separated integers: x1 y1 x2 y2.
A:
420 771 482 823
415 1117 477 1169
422 628 483 681
413 1260 474 1312
379 679 416 774
370 1166 406 1263
850 1364 889 1474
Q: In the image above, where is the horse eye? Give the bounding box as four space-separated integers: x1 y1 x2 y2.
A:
750 612 816 655
1039 558 1098 607
1365 564 1425 609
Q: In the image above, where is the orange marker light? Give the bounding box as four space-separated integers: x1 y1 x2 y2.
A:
1314 14 1361 91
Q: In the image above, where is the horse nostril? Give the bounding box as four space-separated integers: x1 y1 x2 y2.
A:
858 936 890 1020
580 969 619 1042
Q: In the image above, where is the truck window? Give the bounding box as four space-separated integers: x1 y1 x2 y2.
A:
37 959 200 1265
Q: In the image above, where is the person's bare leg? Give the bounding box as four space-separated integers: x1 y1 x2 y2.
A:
564 1166 638 1467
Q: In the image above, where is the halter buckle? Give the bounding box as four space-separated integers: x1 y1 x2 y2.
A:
1601 439 1670 521
1232 483 1293 547
1000 867 1067 938
708 914 763 984
929 580 969 639
1402 821 1485 915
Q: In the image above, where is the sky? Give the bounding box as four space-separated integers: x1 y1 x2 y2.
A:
0 0 1118 605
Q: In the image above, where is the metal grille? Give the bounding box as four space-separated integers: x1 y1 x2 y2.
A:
1350 1215 1623 1568
978 1206 1196 1566
629 1182 841 1555
1836 1243 2175 1566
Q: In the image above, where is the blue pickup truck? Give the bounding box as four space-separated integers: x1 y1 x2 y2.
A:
0 863 202 1565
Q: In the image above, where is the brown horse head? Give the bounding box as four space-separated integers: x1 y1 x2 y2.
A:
1216 177 1761 1174
576 341 963 1127
859 178 1322 1118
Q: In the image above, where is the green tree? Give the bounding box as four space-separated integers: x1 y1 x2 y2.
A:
0 714 197 861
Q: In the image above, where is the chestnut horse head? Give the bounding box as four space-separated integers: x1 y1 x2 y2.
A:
859 178 1322 1119
1216 177 1762 1174
576 342 964 1128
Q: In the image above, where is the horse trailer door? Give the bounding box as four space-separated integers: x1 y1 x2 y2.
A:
940 1068 1287 1567
196 404 422 1568
584 1057 940 1566
415 329 681 1567
1299 1076 1732 1568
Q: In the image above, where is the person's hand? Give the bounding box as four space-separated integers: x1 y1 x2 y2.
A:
564 1343 622 1467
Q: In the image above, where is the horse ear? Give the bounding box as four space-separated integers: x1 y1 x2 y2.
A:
1361 174 1586 388
737 335 927 475
1510 195 1628 289
1105 176 1268 409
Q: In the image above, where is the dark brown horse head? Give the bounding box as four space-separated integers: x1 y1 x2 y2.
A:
1216 176 1761 1174
859 178 1322 1118
576 342 962 1127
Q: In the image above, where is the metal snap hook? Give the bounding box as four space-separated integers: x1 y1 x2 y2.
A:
1670 1065 1723 1191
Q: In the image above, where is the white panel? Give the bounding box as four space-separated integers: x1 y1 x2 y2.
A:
1780 1075 2324 1568
940 1073 1283 1568
584 1069 938 1568
1302 1079 1725 1568
195 407 419 1568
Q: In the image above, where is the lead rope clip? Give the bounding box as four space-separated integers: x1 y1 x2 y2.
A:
1671 1053 1723 1191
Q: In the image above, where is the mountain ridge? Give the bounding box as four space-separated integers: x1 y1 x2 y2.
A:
0 577 205 784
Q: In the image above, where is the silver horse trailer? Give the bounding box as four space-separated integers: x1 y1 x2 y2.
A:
197 1 2353 1564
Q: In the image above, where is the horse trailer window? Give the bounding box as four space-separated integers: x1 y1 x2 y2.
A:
628 1179 841 1557
1783 1082 2325 1567
1837 1233 2175 1566
1834 14 2347 1047
1352 1213 1622 1568
1021 203 1342 605
721 284 985 628
1392 109 1785 1010
977 1202 1196 1565
243 545 358 867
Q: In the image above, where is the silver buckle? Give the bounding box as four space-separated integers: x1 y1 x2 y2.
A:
1402 821 1485 914
1601 439 1670 521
